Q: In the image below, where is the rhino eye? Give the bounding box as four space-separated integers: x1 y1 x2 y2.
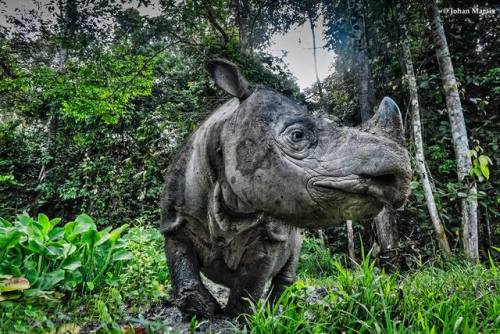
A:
279 123 317 156
290 129 305 142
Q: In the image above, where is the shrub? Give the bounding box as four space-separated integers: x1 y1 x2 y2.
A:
0 213 131 301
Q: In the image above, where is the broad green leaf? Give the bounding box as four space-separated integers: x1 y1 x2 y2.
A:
37 213 52 236
472 168 482 178
49 217 61 226
36 269 65 290
478 155 491 166
25 239 50 255
109 224 128 244
81 229 100 248
479 164 490 179
46 240 68 257
95 227 112 247
73 214 97 235
64 221 77 241
0 263 22 277
111 250 133 262
15 213 33 227
23 288 62 301
49 227 65 240
62 243 77 256
0 217 12 227
62 259 82 271
63 270 83 289
0 229 22 252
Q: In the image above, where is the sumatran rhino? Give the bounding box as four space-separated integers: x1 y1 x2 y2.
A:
160 59 411 318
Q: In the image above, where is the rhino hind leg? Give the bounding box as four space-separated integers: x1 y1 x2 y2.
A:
164 234 221 318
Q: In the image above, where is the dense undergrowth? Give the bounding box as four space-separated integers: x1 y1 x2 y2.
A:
1 214 499 333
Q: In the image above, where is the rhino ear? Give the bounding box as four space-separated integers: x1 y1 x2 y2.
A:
208 59 251 100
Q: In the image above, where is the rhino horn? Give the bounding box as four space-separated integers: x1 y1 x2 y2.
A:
207 59 252 100
368 97 404 143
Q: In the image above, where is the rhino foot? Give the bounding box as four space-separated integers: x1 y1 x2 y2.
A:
176 284 221 318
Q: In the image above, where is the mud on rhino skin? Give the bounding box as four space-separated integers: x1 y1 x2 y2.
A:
159 59 412 318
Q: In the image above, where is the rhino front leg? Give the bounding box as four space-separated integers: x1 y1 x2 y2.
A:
268 246 300 303
164 234 221 318
224 270 269 317
267 229 302 304
224 247 275 317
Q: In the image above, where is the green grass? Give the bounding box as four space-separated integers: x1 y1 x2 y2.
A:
243 240 500 334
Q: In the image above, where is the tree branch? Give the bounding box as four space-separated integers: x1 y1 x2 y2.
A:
203 3 229 46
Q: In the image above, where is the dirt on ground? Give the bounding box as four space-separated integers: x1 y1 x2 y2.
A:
130 277 239 333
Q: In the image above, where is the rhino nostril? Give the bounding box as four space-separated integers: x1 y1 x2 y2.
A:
361 173 397 188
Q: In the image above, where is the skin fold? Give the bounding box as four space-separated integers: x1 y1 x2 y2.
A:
159 59 412 318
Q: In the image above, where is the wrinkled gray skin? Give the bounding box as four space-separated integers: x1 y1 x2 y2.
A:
160 59 411 318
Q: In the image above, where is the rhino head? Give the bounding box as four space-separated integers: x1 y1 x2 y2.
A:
207 59 411 228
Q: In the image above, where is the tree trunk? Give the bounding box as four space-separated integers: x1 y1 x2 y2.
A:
346 220 356 264
38 47 65 183
235 0 250 52
349 0 399 264
374 207 400 271
427 0 478 260
350 0 375 122
402 31 451 255
307 11 325 108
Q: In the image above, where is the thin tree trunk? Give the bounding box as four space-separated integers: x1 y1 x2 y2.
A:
483 207 491 252
402 31 451 255
374 207 399 254
374 207 401 271
307 11 325 107
427 0 478 260
350 0 375 122
346 220 356 264
39 48 65 183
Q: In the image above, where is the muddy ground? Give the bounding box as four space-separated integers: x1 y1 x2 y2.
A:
122 278 327 333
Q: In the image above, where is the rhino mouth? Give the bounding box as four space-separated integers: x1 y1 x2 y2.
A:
308 174 402 207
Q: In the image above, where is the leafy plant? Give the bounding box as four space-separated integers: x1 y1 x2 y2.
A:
118 226 169 307
468 145 493 181
0 213 131 300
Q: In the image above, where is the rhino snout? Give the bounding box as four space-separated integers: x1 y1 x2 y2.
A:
309 134 411 213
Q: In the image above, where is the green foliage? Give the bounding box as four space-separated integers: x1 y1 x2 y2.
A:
245 239 500 333
0 219 170 333
119 226 169 307
0 213 131 299
56 50 154 124
468 146 493 182
297 237 342 279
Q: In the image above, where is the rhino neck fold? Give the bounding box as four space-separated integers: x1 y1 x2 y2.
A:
209 181 264 247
